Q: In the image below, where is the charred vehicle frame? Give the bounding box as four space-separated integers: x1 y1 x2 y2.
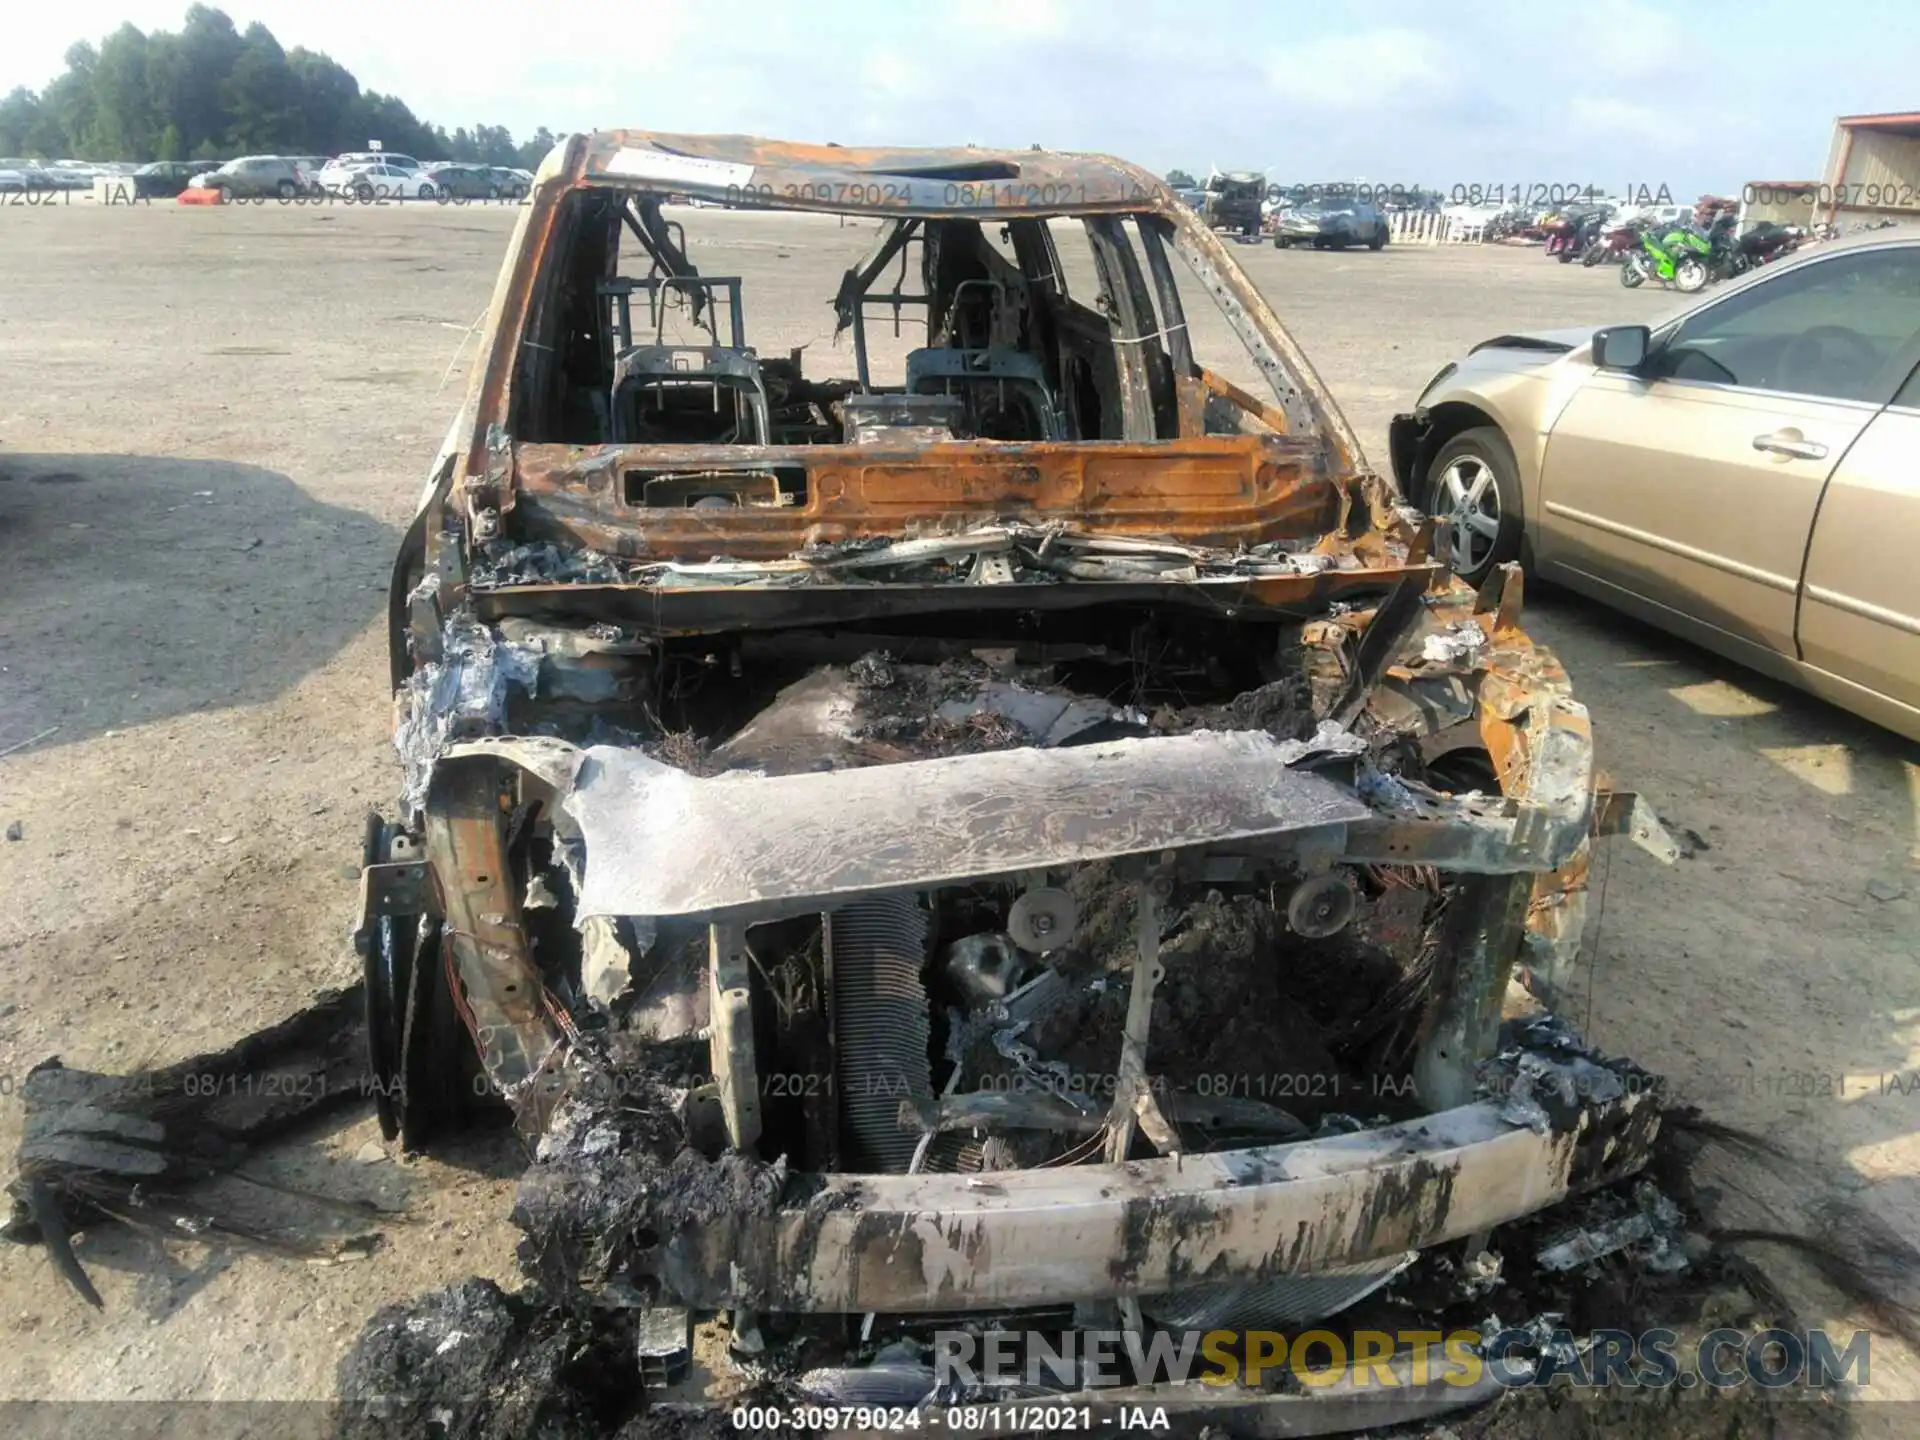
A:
343 131 1673 1417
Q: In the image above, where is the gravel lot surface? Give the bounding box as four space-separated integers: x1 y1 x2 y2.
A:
0 200 1915 1428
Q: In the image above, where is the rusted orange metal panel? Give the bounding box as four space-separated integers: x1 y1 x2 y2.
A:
422 759 567 1121
1198 367 1291 434
509 437 1351 559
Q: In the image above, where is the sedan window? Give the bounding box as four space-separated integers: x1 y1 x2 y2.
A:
1892 361 1920 408
1659 247 1920 403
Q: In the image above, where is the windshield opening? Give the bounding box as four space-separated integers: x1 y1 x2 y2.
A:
508 190 1302 450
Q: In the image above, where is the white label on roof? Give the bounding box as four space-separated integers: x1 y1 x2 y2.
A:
603 148 754 188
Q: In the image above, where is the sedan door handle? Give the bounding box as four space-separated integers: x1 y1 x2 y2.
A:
1752 430 1828 461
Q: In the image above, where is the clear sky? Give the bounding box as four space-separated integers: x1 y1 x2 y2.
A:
5 0 1914 193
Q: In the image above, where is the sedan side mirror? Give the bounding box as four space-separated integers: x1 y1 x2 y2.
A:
1592 324 1651 371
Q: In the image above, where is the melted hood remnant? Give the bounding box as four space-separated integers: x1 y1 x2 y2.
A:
340 128 1681 1428
564 731 1370 920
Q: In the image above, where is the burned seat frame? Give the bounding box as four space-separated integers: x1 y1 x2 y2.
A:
599 275 771 446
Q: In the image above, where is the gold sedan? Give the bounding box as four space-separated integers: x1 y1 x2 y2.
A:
1389 233 1920 742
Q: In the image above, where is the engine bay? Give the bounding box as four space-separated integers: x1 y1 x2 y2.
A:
466 603 1467 1185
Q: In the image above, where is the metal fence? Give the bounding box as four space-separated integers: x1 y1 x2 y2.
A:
1386 210 1491 245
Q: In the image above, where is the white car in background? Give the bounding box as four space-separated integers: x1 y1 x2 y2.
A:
1440 201 1506 241
332 151 425 174
317 161 441 201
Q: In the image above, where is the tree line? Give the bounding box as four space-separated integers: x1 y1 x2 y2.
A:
0 5 558 167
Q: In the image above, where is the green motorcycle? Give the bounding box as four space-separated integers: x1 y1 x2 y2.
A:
1621 222 1711 292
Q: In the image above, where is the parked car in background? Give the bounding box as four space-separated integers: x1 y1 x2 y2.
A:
334 151 424 174
1391 229 1920 741
1440 202 1507 241
1274 196 1390 250
488 166 532 198
194 155 308 199
423 163 500 199
132 161 207 198
0 159 55 191
43 161 99 189
317 161 440 200
284 156 332 193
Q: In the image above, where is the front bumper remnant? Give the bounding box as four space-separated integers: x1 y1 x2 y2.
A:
649 1091 1658 1313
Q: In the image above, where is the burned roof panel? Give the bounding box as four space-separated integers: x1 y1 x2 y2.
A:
582 130 1178 215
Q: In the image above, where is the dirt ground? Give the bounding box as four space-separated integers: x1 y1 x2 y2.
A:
0 200 1916 1433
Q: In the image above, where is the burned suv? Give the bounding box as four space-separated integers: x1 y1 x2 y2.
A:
1202 170 1267 238
357 131 1666 1418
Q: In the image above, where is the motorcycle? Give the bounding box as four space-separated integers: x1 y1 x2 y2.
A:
1703 212 1747 282
1536 208 1597 263
1738 220 1806 267
1582 218 1643 266
1692 216 1807 286
1621 222 1712 291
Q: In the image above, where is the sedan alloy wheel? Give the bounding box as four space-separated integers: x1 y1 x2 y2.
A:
1438 453 1502 574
